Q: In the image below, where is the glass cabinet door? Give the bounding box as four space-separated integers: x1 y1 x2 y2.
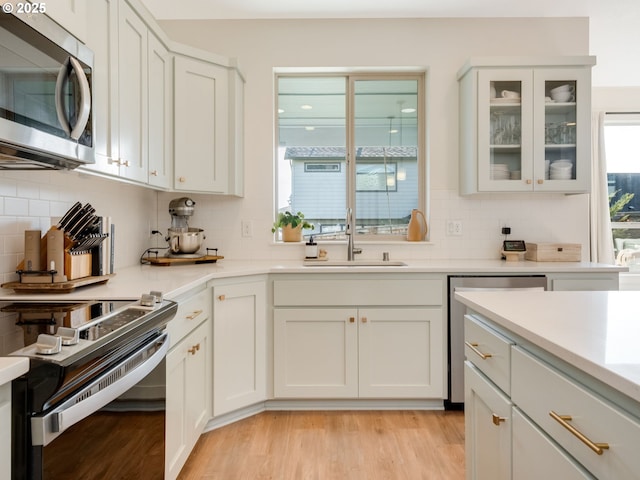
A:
477 69 533 192
533 68 591 192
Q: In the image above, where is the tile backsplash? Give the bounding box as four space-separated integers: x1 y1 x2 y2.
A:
0 170 157 285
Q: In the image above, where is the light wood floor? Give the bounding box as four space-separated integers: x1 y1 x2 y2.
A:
178 410 465 480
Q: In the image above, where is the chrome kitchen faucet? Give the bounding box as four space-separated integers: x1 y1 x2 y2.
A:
346 208 362 261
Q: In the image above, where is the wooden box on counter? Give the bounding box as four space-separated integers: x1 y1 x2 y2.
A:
525 243 581 262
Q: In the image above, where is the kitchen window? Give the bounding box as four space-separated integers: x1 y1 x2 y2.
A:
605 113 640 267
275 72 425 241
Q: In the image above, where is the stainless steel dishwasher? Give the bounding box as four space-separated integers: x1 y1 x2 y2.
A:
447 275 547 409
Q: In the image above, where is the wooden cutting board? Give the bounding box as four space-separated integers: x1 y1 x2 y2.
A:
1 274 114 294
143 255 223 266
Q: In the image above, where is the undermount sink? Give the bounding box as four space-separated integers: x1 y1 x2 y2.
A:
303 260 408 267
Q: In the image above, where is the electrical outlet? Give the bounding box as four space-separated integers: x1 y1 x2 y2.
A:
241 220 253 237
446 220 463 236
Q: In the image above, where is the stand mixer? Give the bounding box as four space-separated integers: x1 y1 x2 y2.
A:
166 197 206 257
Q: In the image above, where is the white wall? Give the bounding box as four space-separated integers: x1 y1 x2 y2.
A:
157 17 592 262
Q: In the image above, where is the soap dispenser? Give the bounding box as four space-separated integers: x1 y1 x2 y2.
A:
305 236 318 259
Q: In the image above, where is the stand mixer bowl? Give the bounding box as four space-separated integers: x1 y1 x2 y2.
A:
168 228 206 254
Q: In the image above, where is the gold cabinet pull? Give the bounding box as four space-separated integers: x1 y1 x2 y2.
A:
526 179 532 184
549 411 610 455
361 317 367 323
218 294 226 301
537 179 544 184
186 309 203 320
465 341 492 359
188 343 200 355
492 413 507 426
349 317 355 323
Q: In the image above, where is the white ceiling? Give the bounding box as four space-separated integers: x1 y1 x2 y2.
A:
140 0 640 87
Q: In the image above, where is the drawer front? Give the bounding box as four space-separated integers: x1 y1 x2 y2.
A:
464 315 513 395
273 278 443 306
512 346 640 480
166 289 211 348
513 407 596 480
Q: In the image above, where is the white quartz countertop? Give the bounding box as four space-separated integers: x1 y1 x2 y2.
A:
0 357 29 385
0 259 624 301
455 290 640 404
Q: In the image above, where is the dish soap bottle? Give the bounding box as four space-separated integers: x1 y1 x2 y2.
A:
305 236 318 259
407 209 427 241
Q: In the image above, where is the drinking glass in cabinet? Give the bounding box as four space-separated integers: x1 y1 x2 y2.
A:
491 112 521 145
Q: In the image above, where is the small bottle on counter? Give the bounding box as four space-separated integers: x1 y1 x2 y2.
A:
305 236 318 259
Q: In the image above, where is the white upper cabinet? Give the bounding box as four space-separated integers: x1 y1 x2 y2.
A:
116 1 149 183
147 32 174 189
45 0 88 42
458 57 595 195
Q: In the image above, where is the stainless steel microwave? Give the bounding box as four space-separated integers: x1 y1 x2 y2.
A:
0 10 94 169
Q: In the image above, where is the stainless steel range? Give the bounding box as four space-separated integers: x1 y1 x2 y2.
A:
5 295 177 480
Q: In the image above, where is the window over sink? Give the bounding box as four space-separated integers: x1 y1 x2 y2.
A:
275 72 426 241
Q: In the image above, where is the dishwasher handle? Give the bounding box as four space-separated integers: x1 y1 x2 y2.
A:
31 332 169 447
454 286 545 292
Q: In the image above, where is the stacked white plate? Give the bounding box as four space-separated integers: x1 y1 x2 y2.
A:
549 160 573 180
491 163 510 180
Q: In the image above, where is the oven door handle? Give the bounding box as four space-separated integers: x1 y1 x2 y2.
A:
31 332 169 447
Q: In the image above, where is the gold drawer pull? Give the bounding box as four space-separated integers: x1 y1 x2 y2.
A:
218 294 226 301
349 317 355 323
465 341 492 360
549 411 610 455
361 317 367 323
188 343 201 355
492 413 507 426
186 309 203 320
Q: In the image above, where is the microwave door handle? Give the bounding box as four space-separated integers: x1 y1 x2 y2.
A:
54 57 72 137
68 56 91 141
54 56 91 141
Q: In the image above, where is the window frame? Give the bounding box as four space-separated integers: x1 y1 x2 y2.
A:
274 70 427 242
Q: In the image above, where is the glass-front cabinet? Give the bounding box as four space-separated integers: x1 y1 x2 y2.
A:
458 57 595 195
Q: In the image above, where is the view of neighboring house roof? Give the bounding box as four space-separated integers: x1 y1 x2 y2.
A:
284 146 418 159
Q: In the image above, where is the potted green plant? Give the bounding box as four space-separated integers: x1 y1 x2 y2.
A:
272 211 314 242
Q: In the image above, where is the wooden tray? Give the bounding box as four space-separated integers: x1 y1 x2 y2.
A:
1 274 114 294
143 255 223 266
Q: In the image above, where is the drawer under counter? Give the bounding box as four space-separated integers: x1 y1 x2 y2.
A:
464 314 513 395
166 289 211 348
512 346 640 480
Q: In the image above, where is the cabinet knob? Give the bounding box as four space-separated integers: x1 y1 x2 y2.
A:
361 317 367 323
349 317 355 323
526 179 532 185
188 343 201 355
537 179 544 184
150 170 158 176
178 176 186 183
218 294 226 301
492 414 507 426
186 309 203 320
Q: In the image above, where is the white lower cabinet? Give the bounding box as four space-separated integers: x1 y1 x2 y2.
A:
211 279 267 416
273 275 445 399
165 288 212 480
464 361 511 480
1 384 11 480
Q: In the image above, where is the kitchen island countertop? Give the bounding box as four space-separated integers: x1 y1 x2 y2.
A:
0 258 625 302
455 289 640 405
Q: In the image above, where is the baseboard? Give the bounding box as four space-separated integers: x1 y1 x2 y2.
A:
203 398 445 432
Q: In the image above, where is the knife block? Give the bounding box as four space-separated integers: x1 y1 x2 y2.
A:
17 227 76 282
65 252 92 280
